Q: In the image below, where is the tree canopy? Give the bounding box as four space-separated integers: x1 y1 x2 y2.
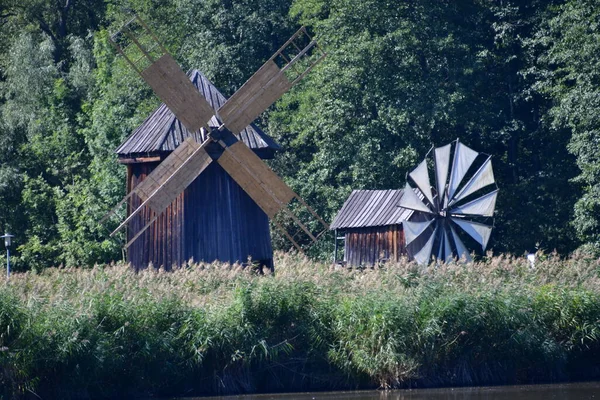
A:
0 0 598 270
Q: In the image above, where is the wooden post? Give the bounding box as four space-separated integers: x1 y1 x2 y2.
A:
333 229 338 263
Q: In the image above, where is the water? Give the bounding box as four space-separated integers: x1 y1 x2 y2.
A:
179 381 600 400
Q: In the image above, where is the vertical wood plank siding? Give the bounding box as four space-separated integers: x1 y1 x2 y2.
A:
128 162 185 270
127 161 273 270
344 225 406 267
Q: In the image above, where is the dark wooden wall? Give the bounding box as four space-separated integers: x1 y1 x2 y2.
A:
184 162 273 268
343 225 406 267
128 161 185 270
127 161 273 270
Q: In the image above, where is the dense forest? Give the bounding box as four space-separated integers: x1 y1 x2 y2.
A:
0 0 599 270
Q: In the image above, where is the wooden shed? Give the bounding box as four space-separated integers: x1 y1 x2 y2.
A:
116 70 281 270
330 189 425 266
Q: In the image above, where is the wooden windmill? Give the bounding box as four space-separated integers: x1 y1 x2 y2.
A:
102 15 328 269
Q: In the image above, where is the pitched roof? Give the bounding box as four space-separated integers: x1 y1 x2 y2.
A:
330 190 415 230
115 69 281 157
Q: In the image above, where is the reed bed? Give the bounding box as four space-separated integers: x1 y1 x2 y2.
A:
1 251 599 399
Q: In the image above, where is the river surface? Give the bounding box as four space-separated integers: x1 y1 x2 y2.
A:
177 381 600 400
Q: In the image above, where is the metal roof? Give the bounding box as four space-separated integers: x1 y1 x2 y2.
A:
330 189 415 230
116 69 281 156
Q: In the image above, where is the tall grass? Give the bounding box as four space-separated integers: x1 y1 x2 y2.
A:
1 251 599 399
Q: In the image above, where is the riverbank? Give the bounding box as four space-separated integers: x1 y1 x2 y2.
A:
1 252 599 399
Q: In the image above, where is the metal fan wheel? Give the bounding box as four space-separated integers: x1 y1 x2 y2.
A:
398 140 498 265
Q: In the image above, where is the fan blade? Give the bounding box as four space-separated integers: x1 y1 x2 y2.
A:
449 157 495 206
447 141 479 204
434 143 451 205
398 183 434 214
449 225 472 262
413 226 437 265
451 217 492 251
217 141 296 218
403 219 434 246
450 189 498 217
409 159 434 206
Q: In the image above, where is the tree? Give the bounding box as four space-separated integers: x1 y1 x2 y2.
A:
532 0 600 252
268 0 580 255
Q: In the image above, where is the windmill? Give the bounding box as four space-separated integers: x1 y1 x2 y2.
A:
102 15 328 258
398 140 498 264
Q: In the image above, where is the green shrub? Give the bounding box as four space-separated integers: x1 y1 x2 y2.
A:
0 252 599 398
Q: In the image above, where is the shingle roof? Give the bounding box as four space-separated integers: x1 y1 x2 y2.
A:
330 190 415 230
116 69 281 157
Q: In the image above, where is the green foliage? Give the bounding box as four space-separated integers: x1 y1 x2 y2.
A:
530 0 600 251
1 253 600 397
0 0 599 268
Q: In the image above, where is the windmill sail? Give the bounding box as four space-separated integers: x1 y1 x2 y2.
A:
442 228 453 262
450 225 472 262
449 157 495 206
109 17 214 132
434 143 451 205
447 141 479 203
451 218 493 251
404 219 434 246
413 227 437 265
450 189 498 217
398 183 433 213
409 159 434 206
218 27 325 134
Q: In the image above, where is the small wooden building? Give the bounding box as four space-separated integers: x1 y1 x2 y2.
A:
330 189 424 266
116 70 281 270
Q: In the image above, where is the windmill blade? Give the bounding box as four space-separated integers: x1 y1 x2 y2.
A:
434 143 451 205
403 219 434 246
217 139 327 244
217 141 296 218
409 159 434 206
450 189 498 217
109 16 215 132
451 217 493 251
449 157 495 206
398 183 434 214
449 225 472 262
442 227 453 263
436 221 444 261
111 138 212 236
140 54 215 132
413 226 437 265
447 141 479 204
218 27 326 134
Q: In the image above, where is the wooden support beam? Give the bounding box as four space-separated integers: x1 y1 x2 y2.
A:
118 156 162 164
281 207 317 242
121 24 155 63
293 195 329 230
99 191 135 225
134 14 169 55
125 215 158 249
272 220 303 253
